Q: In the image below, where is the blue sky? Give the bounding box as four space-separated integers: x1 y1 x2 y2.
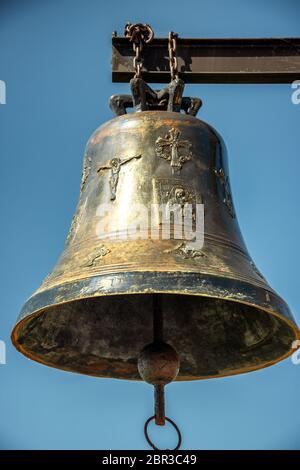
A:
0 0 300 449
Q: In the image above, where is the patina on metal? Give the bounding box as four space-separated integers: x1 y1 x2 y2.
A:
12 109 300 377
11 23 300 450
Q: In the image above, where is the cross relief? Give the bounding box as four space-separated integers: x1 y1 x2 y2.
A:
155 128 192 174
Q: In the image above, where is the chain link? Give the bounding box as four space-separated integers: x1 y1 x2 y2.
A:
168 31 178 79
132 43 143 78
124 23 154 78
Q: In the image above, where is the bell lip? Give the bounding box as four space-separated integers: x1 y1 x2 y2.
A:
11 271 300 381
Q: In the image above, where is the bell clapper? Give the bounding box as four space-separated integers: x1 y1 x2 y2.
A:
138 294 181 449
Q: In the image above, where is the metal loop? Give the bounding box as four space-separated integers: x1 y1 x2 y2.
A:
144 416 182 450
135 63 142 78
133 56 142 67
124 23 154 45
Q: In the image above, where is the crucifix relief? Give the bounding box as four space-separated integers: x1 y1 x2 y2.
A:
155 128 192 174
97 154 142 201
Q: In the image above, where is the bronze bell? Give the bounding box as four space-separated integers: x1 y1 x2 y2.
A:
12 108 299 376
11 24 300 450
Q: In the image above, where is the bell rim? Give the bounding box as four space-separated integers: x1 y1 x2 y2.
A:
11 312 299 382
11 271 300 381
11 331 298 382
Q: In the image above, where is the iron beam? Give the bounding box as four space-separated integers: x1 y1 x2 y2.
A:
112 36 300 84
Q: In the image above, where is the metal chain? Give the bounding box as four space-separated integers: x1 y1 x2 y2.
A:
168 31 178 79
133 42 143 78
124 25 179 81
124 23 154 78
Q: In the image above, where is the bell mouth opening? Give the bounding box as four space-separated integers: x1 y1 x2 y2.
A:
12 292 297 380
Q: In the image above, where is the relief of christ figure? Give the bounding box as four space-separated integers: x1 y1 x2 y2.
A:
97 154 142 201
